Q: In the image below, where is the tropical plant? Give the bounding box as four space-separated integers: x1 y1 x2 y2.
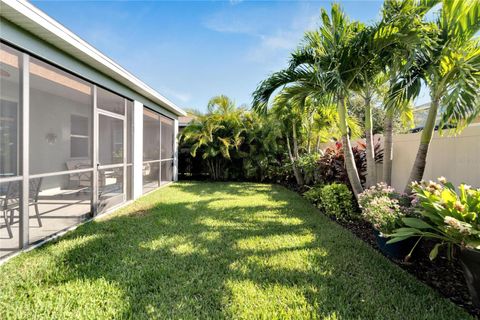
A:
359 183 405 235
207 94 237 114
389 0 480 193
296 153 322 186
240 111 285 181
253 4 370 197
257 84 362 186
377 0 437 185
269 91 307 185
316 139 383 187
388 177 480 260
180 96 246 180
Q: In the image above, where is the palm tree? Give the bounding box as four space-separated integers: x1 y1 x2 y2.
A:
269 93 305 185
378 0 439 186
207 94 237 115
180 96 245 180
254 4 368 197
350 0 439 188
391 0 480 193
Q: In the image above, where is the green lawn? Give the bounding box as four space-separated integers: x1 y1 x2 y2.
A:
0 182 470 319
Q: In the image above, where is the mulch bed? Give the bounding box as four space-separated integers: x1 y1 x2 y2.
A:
281 182 480 318
337 218 480 318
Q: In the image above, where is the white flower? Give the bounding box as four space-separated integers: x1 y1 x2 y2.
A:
444 216 472 235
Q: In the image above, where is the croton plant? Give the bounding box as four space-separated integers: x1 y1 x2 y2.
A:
388 177 480 260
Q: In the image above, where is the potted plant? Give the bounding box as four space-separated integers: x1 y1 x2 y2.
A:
388 177 480 307
359 183 417 260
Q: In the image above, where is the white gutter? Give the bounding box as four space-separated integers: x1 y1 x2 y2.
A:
0 0 186 116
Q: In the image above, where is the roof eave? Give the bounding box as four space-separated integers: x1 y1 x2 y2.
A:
0 0 186 116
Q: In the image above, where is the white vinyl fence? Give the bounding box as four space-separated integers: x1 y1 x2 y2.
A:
390 124 480 191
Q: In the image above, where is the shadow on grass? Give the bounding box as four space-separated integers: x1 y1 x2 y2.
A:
1 182 470 319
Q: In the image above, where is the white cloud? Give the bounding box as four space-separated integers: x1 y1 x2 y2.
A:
203 2 319 64
203 11 258 35
246 31 299 63
159 86 192 104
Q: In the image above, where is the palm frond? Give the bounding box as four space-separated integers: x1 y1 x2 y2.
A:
252 66 317 114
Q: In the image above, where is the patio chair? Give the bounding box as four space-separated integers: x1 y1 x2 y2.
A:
66 160 91 188
1 178 43 239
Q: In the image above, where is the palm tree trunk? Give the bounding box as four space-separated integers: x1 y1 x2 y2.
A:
337 95 363 198
404 98 440 193
292 122 300 159
364 95 376 188
286 133 304 186
207 159 215 180
306 113 313 154
315 136 321 153
382 111 394 185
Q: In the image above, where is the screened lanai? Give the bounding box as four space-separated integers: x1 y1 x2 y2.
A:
0 43 176 259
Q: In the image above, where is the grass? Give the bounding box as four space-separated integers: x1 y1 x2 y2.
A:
0 182 470 319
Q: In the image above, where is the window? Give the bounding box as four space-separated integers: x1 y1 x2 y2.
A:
70 115 89 158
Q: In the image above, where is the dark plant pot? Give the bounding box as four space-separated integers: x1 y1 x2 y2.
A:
373 229 417 260
459 248 480 308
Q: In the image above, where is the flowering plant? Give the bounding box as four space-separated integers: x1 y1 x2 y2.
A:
358 183 405 235
388 177 480 259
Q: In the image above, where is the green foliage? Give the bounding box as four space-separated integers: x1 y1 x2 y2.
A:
358 183 405 234
306 183 357 221
389 177 480 259
388 0 480 132
296 153 321 185
180 95 288 182
303 184 323 206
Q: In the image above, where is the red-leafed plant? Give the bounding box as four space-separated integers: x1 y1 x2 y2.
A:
316 138 383 188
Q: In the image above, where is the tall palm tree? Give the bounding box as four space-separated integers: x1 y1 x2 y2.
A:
379 0 440 186
391 0 480 192
254 4 368 197
350 0 438 187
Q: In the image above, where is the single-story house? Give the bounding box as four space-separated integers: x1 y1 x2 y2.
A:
0 0 186 259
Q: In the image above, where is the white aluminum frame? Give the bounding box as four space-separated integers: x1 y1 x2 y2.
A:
96 96 127 214
141 107 176 195
0 41 179 259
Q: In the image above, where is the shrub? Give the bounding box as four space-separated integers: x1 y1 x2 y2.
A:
296 153 321 185
316 140 383 188
303 184 323 206
318 183 356 221
389 177 480 259
359 183 405 235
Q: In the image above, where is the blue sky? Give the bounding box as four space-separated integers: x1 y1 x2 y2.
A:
33 0 429 112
